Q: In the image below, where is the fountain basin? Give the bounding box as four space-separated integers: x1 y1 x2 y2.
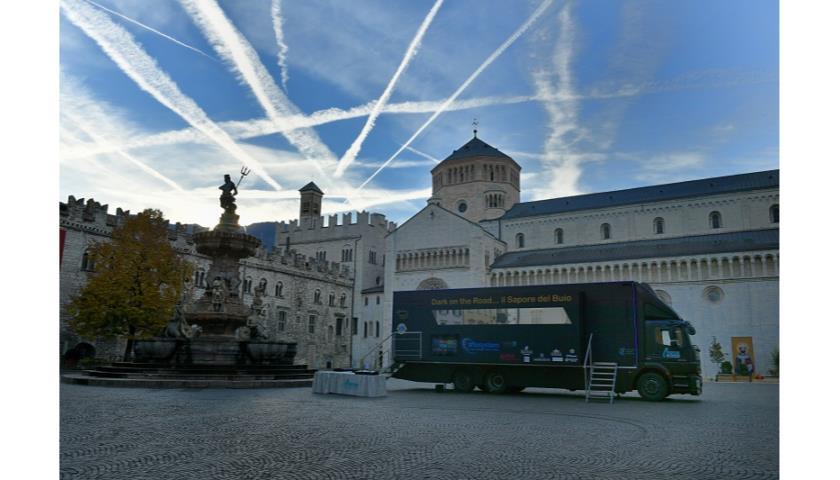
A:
193 230 260 259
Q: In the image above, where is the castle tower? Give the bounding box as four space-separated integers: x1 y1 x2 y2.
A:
430 133 521 222
299 182 324 229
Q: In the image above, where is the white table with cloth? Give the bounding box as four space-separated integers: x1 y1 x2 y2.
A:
311 371 387 397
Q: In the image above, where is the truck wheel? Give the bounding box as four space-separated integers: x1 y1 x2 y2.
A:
637 372 668 401
453 370 474 393
484 371 507 394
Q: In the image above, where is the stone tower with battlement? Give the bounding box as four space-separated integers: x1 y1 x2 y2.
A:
266 183 397 368
430 134 521 223
299 182 324 229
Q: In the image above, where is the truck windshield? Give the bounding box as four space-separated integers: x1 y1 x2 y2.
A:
652 324 684 348
432 306 572 326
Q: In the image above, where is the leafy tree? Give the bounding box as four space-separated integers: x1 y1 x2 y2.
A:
67 209 193 360
709 337 726 369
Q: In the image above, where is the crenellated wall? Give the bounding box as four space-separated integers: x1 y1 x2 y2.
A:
59 195 354 369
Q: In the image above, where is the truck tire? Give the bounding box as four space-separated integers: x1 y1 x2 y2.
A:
484 371 507 394
637 372 669 401
453 370 475 393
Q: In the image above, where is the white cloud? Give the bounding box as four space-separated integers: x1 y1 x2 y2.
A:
60 0 283 190
335 0 444 177
179 0 338 187
633 152 706 182
530 1 587 200
351 0 556 197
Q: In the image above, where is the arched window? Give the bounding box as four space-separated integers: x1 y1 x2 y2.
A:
199 271 205 287
275 281 284 297
770 204 779 223
654 217 665 235
340 293 347 307
365 297 369 306
516 233 525 248
244 276 252 294
329 292 335 306
81 249 95 272
258 278 267 294
709 211 722 229
316 250 326 262
314 289 321 304
554 228 564 244
601 223 611 240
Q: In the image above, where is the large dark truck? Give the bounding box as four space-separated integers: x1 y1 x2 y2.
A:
390 282 701 401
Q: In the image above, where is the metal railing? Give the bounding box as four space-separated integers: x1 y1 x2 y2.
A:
583 333 594 393
393 331 422 360
358 333 394 369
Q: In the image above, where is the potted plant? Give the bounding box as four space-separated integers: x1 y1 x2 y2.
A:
709 338 726 381
717 360 733 381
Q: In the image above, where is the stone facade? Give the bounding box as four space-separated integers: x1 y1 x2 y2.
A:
59 195 353 369
255 187 395 368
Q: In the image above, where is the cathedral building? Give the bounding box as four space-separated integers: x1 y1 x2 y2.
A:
385 135 779 378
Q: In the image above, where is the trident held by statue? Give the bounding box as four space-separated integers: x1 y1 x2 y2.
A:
236 166 251 187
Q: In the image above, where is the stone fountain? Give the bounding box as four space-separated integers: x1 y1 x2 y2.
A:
135 172 296 365
62 172 311 388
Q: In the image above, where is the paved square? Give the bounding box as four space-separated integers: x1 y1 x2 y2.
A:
60 380 778 479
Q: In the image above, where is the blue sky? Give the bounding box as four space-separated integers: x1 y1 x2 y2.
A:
59 0 778 227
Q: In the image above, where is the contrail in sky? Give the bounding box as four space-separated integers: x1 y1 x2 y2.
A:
334 0 445 177
270 0 290 91
406 146 440 163
180 0 337 184
63 110 185 192
61 68 772 162
82 0 218 62
60 0 283 190
349 0 555 199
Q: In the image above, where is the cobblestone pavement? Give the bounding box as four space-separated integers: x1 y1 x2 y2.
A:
60 380 778 480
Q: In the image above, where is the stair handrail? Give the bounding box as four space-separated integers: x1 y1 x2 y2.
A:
358 332 395 369
583 333 594 400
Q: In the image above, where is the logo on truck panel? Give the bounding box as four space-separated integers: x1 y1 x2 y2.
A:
461 338 501 353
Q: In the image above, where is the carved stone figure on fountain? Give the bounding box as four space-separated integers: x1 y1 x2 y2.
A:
219 174 238 214
162 303 193 338
247 283 271 340
215 168 250 231
210 277 226 313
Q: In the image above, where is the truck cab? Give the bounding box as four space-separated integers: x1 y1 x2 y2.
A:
637 298 702 400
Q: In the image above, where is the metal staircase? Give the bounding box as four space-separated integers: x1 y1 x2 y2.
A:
357 332 420 378
584 334 618 404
